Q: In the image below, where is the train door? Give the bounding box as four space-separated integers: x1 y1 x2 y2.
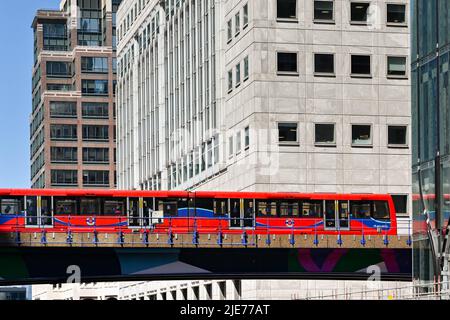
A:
25 196 38 227
243 199 255 228
338 201 350 230
128 198 142 228
324 200 337 230
26 196 53 228
230 199 241 228
40 196 53 227
324 200 350 230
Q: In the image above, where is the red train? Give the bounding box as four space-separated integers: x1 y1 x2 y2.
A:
0 189 397 235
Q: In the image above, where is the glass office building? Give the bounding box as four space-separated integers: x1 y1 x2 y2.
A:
412 0 450 284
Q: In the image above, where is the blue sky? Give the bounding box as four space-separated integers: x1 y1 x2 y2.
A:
0 1 60 188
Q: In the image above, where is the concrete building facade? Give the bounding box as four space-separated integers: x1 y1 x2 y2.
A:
116 0 412 223
31 0 122 189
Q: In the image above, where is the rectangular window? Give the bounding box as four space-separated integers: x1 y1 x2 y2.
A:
278 122 298 144
245 126 250 149
229 136 234 157
228 70 233 92
82 125 109 141
391 195 408 215
46 61 72 77
314 53 335 75
277 52 298 74
351 55 371 77
314 1 334 22
387 56 407 78
387 4 406 25
388 125 407 147
315 123 336 145
227 20 232 42
83 148 110 163
277 0 297 20
352 124 372 147
235 12 240 36
50 124 77 140
81 79 109 95
51 170 78 186
236 63 241 87
83 170 110 186
51 147 78 163
236 132 242 154
82 102 109 118
244 56 249 80
243 4 249 28
81 56 109 73
351 2 370 24
50 101 77 118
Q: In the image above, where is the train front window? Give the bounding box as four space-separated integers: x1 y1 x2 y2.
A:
54 198 78 215
350 201 371 219
0 197 24 215
372 201 390 220
301 201 323 218
279 201 299 217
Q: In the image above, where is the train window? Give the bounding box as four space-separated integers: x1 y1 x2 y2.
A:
156 199 178 217
80 198 101 215
104 198 126 215
301 201 323 218
350 201 371 219
214 199 228 216
256 201 277 217
54 198 78 215
372 201 390 220
279 201 299 217
195 198 214 213
0 197 24 215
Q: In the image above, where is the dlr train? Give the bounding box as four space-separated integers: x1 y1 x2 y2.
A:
0 189 398 235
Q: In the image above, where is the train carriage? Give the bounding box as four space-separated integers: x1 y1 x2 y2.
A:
0 189 397 236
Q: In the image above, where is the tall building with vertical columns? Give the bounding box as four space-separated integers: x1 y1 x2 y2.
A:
30 0 122 189
116 0 411 224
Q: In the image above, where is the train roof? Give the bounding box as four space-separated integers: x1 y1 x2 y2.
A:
0 189 393 200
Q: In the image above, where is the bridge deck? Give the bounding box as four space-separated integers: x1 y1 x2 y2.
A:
0 232 411 249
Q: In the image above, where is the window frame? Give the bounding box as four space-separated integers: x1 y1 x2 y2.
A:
276 0 298 22
314 52 335 77
235 12 241 37
278 122 299 146
227 69 233 93
351 124 373 148
386 55 408 79
314 123 336 146
243 3 249 29
313 0 335 24
350 1 371 25
386 2 407 27
387 125 408 148
350 54 372 78
277 51 299 76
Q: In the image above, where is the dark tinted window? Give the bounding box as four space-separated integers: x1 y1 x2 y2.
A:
387 4 406 24
315 124 335 144
314 1 334 21
277 0 297 19
350 201 371 219
278 123 298 143
388 126 407 146
351 2 370 22
314 53 334 74
301 201 323 218
373 201 390 220
51 147 78 163
392 195 407 214
50 102 77 118
352 125 372 146
277 52 298 73
351 55 371 75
